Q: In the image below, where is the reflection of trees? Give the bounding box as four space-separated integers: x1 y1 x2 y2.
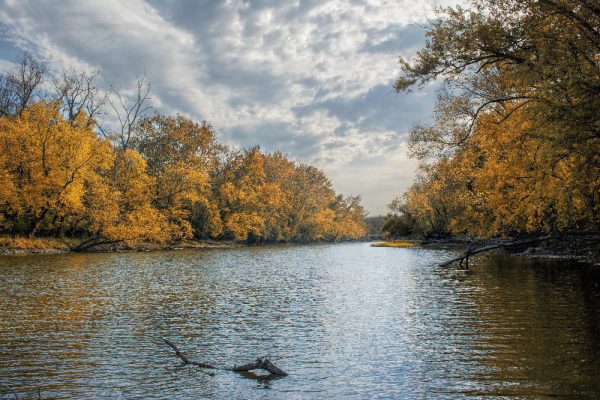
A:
466 254 600 397
0 253 106 393
0 250 223 396
124 251 218 340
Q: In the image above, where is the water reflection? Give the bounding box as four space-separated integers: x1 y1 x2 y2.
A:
0 244 599 399
463 254 600 397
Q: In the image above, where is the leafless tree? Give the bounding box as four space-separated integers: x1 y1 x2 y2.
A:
103 75 152 151
53 69 107 129
0 52 47 116
0 74 14 116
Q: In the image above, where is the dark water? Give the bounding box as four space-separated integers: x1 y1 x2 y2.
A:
1 243 599 399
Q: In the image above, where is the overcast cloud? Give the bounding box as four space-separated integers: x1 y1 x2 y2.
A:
0 0 457 214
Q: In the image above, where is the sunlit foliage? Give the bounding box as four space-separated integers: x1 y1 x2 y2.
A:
215 147 366 242
0 55 366 248
388 0 600 238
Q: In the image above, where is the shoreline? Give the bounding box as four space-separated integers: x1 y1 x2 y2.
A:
0 237 244 256
372 237 600 267
0 236 365 256
3 236 598 267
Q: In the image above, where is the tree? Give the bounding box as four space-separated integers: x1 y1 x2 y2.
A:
133 114 227 239
0 52 368 247
53 69 107 129
396 0 600 149
391 0 600 237
214 147 367 242
104 75 152 151
0 102 112 237
0 52 47 117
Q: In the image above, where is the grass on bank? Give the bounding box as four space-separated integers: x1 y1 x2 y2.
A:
0 235 241 254
0 236 75 251
371 240 418 248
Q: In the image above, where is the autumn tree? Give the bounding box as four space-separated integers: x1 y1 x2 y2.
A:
396 0 600 149
0 52 367 247
133 114 226 239
214 147 366 242
391 0 600 238
215 147 278 241
0 102 112 237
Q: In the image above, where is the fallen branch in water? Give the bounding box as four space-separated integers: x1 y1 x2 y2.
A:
162 339 288 377
439 235 555 269
231 357 288 376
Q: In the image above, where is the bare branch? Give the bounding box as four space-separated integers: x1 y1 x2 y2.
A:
0 51 46 116
53 69 107 129
161 338 288 377
107 75 152 151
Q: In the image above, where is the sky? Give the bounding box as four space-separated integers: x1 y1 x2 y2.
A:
0 0 458 215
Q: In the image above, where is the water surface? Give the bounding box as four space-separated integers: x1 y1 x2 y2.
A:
1 243 599 399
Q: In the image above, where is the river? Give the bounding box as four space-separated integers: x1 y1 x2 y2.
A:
1 242 599 399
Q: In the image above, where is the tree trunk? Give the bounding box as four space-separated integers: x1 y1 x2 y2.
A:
28 208 49 238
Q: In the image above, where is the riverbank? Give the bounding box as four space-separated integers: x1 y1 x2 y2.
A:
0 236 242 255
0 236 363 256
373 236 600 266
4 235 598 266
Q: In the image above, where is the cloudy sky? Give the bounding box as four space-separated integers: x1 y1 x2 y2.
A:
0 0 458 215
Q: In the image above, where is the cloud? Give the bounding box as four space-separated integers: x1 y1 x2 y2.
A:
0 0 457 214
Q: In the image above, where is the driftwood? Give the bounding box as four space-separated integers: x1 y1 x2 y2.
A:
231 357 288 376
162 339 288 377
439 235 555 269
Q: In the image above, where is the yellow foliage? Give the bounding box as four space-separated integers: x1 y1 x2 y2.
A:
399 105 599 238
216 148 366 242
224 212 265 241
0 102 112 235
103 204 171 246
0 103 367 247
392 0 599 239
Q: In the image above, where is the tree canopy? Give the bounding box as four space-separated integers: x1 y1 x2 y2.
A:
0 53 366 248
386 0 599 239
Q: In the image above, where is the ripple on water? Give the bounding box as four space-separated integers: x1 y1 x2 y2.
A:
1 243 599 399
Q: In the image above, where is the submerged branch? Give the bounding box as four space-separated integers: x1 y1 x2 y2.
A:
162 339 216 369
232 357 288 376
161 338 288 377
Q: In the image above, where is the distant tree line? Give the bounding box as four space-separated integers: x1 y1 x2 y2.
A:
384 0 599 239
0 53 366 249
